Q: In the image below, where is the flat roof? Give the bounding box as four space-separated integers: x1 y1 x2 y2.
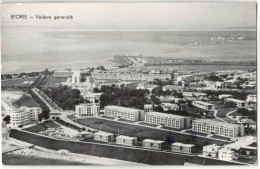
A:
172 142 195 147
193 119 242 128
161 103 178 106
226 98 245 103
94 131 113 136
105 105 142 112
193 101 214 106
145 112 187 119
117 135 137 140
143 139 165 144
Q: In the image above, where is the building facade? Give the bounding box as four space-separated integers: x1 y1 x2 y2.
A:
116 135 137 146
203 144 221 157
104 106 144 121
75 103 100 117
94 131 114 142
225 98 248 108
142 139 165 150
192 101 215 110
54 69 73 78
171 142 195 154
192 119 244 138
247 95 257 103
218 148 235 161
144 112 190 129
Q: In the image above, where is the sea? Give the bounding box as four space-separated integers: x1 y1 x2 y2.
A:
1 25 256 74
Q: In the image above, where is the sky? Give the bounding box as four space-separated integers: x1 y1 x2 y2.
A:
1 2 256 30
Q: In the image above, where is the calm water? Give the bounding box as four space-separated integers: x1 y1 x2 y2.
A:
1 26 256 73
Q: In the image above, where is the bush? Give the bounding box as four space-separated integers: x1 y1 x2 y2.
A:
18 125 23 128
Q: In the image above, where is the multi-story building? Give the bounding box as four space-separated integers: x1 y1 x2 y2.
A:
225 98 248 108
218 148 235 161
94 131 114 142
8 106 41 128
203 144 221 157
214 81 225 89
192 119 244 138
161 103 180 111
54 69 73 78
247 95 257 103
192 101 215 110
142 139 165 150
75 103 100 118
92 72 171 82
183 92 207 101
116 135 137 146
171 142 195 154
144 112 190 129
104 106 144 121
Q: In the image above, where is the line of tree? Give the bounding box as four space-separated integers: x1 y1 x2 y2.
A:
55 117 82 131
42 86 84 110
98 85 150 109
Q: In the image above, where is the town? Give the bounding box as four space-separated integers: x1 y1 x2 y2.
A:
1 57 257 165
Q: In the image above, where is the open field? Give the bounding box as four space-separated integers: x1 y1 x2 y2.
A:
24 121 60 133
13 94 39 108
9 129 240 165
70 117 230 147
1 76 38 87
42 75 67 87
2 154 91 165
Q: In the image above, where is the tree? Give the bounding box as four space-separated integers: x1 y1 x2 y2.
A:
3 115 10 124
154 105 164 112
38 113 43 122
93 87 100 93
42 107 50 120
178 81 183 86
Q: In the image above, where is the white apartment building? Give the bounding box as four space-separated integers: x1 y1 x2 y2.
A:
161 103 180 111
8 106 41 128
94 131 114 142
192 119 244 138
144 112 190 129
203 144 221 157
225 98 248 108
142 139 165 150
171 142 195 154
192 101 215 110
219 94 233 99
75 103 100 118
53 69 73 78
104 106 144 121
116 135 137 146
218 148 235 161
214 81 225 89
247 95 257 103
71 70 82 84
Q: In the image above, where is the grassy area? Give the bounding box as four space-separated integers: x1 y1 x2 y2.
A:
229 111 244 117
184 130 208 137
138 122 158 127
42 75 67 87
1 77 38 87
13 94 39 108
71 117 230 146
2 154 93 165
117 119 136 123
216 109 235 118
23 121 59 133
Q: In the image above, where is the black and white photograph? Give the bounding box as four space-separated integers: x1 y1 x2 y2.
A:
1 1 257 166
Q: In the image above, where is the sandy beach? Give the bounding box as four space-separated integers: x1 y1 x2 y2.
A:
2 137 146 166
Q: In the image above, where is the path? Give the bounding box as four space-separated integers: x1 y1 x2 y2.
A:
213 110 227 123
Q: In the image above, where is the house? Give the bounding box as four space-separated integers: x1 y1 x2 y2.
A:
218 148 235 161
116 135 137 146
240 118 256 130
203 144 221 157
94 131 114 142
247 95 256 103
225 98 248 108
171 142 195 154
161 103 180 111
142 139 165 150
192 101 215 110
